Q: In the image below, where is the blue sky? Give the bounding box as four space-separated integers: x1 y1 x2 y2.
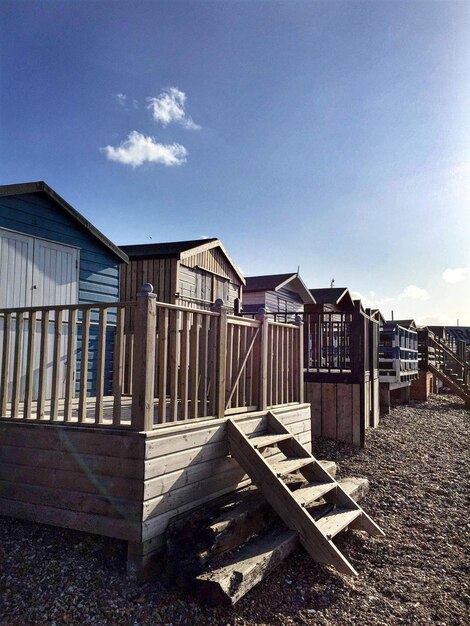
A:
1 0 469 324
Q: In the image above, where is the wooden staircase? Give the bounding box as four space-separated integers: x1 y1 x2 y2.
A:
428 363 470 406
227 412 384 576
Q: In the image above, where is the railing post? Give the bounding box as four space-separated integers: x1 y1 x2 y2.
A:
295 314 304 404
131 283 157 431
212 298 228 419
256 308 268 411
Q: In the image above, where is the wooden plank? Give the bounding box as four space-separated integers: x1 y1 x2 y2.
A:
321 383 337 439
157 306 169 423
179 311 190 420
95 308 107 424
23 311 37 419
0 311 12 417
199 314 209 417
0 423 145 457
307 383 322 436
112 306 125 425
0 479 141 521
49 310 63 421
78 308 91 423
168 308 180 422
189 312 200 419
0 497 140 542
64 308 77 422
132 291 157 430
336 384 352 443
352 384 361 447
11 312 24 418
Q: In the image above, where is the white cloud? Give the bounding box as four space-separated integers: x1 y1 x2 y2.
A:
399 285 430 301
442 267 469 284
101 131 187 167
147 87 200 129
115 93 128 109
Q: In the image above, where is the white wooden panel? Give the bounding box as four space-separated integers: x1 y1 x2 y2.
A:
32 239 79 307
0 228 34 308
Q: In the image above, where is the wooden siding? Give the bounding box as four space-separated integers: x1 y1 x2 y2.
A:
243 288 304 316
0 421 145 541
0 193 121 304
141 404 312 552
120 257 178 306
182 246 243 286
121 259 241 312
306 382 362 446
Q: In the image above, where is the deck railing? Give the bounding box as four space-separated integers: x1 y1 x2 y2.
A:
0 285 303 430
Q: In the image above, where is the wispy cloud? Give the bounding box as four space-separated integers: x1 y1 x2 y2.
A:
442 267 469 284
115 93 128 109
399 285 430 301
147 87 200 129
101 131 187 168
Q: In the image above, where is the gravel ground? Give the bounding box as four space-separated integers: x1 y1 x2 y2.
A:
1 394 469 625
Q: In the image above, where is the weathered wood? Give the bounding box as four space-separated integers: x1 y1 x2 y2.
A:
322 383 337 439
132 285 157 430
192 476 370 606
11 311 24 417
50 310 63 420
64 308 77 422
78 307 90 423
0 311 12 417
24 311 37 419
95 307 107 424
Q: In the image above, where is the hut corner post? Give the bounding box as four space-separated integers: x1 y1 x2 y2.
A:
296 314 304 404
131 283 157 431
212 298 228 419
256 308 268 411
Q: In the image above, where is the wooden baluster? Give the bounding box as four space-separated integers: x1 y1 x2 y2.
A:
24 311 37 419
64 308 77 422
112 306 125 425
179 311 190 420
199 314 209 417
37 311 49 419
78 308 91 423
189 312 200 419
207 315 217 416
158 306 169 423
95 307 107 424
50 310 63 420
11 312 25 418
0 312 12 418
168 308 180 422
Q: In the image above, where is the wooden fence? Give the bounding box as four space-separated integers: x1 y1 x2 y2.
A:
0 285 303 430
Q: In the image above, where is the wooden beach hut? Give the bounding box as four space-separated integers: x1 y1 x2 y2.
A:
120 238 245 313
242 272 315 320
303 288 381 447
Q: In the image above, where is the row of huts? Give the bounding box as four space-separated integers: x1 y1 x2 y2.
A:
0 181 427 442
1 180 468 583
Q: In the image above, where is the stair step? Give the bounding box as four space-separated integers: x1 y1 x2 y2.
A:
250 433 292 449
269 457 312 476
319 459 337 477
316 507 362 539
293 481 335 507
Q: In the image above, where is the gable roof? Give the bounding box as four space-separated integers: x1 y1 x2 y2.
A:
120 238 218 258
245 272 315 303
0 181 128 263
120 238 245 285
386 319 417 330
446 326 470 345
309 287 354 308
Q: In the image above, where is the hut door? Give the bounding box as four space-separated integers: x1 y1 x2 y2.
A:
0 228 79 308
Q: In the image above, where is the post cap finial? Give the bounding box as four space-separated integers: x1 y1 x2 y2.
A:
212 298 224 311
141 283 153 293
295 314 304 325
256 307 267 321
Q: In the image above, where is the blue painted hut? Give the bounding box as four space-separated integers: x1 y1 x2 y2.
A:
0 181 128 400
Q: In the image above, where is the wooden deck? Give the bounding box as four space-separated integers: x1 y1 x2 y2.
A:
0 286 309 580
